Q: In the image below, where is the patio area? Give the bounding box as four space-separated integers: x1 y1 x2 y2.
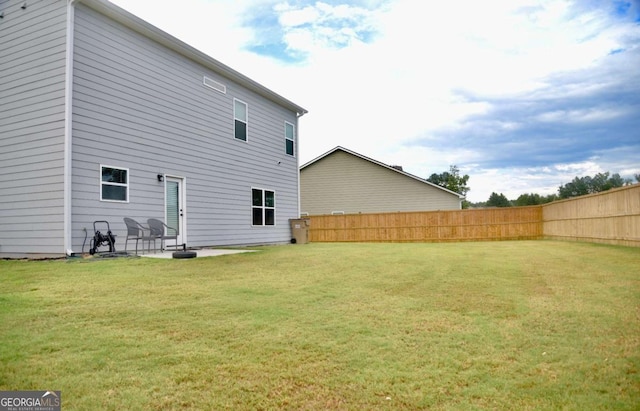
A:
139 248 257 259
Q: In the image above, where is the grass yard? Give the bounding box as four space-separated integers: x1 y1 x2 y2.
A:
1 241 639 410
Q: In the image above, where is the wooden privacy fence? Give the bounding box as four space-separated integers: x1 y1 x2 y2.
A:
308 207 542 243
306 184 640 246
542 184 640 247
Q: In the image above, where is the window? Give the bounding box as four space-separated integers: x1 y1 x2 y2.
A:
252 188 275 226
234 99 248 141
100 165 128 202
285 121 295 156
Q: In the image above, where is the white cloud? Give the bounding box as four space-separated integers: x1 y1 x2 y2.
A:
537 107 629 123
462 160 609 202
109 0 640 203
276 4 319 27
273 1 378 50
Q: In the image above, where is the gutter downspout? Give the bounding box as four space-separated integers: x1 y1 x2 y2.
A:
296 110 307 218
64 0 78 255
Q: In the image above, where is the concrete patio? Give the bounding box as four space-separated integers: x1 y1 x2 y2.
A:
139 249 258 259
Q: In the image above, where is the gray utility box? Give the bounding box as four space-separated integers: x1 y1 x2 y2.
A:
289 218 310 244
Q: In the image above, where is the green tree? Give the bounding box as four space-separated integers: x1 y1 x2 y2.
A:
514 193 558 206
514 193 543 206
558 172 626 199
486 192 511 207
427 165 471 209
427 165 470 196
558 176 590 198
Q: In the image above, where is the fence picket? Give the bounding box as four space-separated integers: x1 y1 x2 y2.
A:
306 185 640 246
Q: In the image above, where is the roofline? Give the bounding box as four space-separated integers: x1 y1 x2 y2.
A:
76 0 308 117
300 146 465 199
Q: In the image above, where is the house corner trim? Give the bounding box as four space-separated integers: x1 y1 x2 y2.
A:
63 0 77 254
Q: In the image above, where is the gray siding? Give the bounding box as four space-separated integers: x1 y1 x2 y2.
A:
0 0 68 255
300 150 461 215
70 5 300 251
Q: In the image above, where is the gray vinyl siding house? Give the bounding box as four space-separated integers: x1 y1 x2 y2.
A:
300 147 463 215
0 0 307 257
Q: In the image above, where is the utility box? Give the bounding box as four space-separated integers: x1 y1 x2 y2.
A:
289 218 310 244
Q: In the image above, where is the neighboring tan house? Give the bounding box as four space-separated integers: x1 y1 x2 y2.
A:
300 147 463 215
0 0 307 257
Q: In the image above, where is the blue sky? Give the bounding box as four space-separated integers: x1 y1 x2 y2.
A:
112 0 640 202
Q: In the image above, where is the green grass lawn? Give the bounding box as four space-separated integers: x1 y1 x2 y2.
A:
1 241 639 410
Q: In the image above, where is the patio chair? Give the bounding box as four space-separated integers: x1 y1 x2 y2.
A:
147 218 179 252
123 217 155 254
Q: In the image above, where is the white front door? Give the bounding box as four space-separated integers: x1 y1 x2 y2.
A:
165 176 185 247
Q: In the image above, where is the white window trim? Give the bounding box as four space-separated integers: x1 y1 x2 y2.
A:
100 164 129 203
234 98 248 142
251 187 276 227
285 121 295 156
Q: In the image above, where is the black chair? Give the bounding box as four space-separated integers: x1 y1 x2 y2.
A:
147 218 178 252
123 217 155 254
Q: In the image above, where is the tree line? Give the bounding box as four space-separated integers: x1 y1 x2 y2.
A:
427 167 639 209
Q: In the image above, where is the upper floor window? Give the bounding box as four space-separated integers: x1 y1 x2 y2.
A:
100 165 128 202
285 121 295 156
252 188 275 226
234 99 248 141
